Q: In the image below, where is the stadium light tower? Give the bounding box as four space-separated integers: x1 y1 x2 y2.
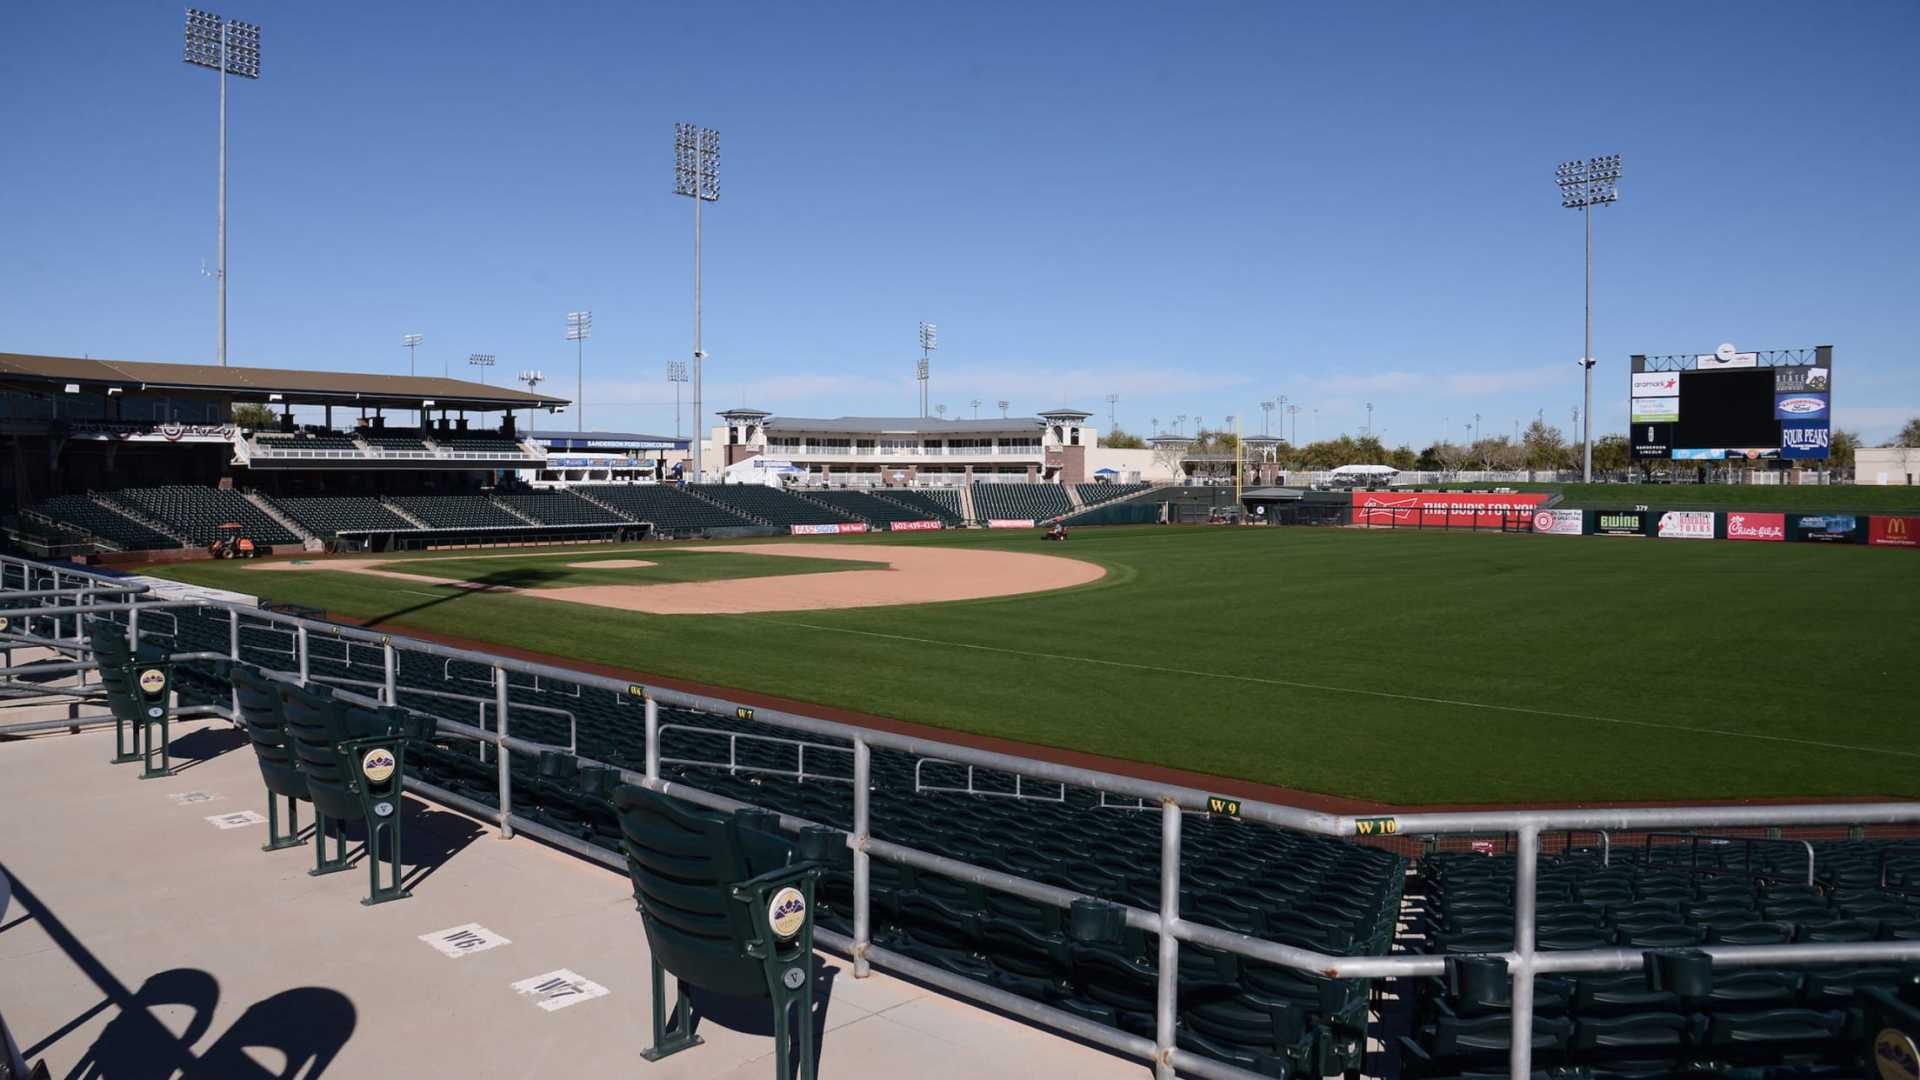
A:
468 353 495 385
566 310 591 432
183 9 262 367
1557 153 1622 483
1286 403 1300 445
970 398 981 419
998 399 1009 419
1260 400 1274 436
518 369 544 441
667 361 689 438
1105 393 1119 429
918 322 937 417
675 122 719 480
935 403 947 419
1175 413 1186 435
403 333 424 423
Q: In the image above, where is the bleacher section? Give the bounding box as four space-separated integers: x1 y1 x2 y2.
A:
433 430 526 453
135 601 1401 1080
573 484 756 534
691 484 861 528
268 495 415 539
881 488 966 525
29 494 180 551
249 430 361 454
1406 846 1920 1078
389 494 525 529
971 483 1071 523
1076 482 1149 507
110 485 299 546
361 428 433 453
496 490 626 526
803 490 942 526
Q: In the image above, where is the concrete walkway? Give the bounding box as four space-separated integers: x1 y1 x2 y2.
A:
0 718 1139 1079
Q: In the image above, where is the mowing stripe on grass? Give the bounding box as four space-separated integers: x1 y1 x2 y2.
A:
758 618 1919 761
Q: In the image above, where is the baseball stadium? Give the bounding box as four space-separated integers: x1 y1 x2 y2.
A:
6 6 1920 1080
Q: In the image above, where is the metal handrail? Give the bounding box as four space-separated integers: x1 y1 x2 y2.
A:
1642 831 1818 887
913 757 1066 803
657 722 853 784
5 552 1920 1080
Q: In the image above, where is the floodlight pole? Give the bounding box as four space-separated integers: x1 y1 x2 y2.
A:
183 11 262 367
1558 154 1620 483
217 21 227 367
676 124 719 481
566 311 591 432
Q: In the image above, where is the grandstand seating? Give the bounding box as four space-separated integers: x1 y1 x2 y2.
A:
389 494 525 529
115 603 1920 1080
495 490 626 526
690 484 860 527
268 495 414 538
971 483 1071 523
881 488 966 525
801 490 940 526
572 484 756 534
29 493 180 550
433 429 525 453
361 428 433 453
1405 847 1920 1077
1076 482 1149 507
110 486 299 546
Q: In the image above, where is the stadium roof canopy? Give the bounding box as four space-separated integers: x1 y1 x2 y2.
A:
763 415 1047 435
0 352 569 411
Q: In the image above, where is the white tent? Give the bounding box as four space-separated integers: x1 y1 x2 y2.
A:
1330 464 1399 477
721 456 805 486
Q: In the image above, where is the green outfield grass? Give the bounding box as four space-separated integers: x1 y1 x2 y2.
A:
140 526 1920 805
357 546 870 589
1427 481 1920 512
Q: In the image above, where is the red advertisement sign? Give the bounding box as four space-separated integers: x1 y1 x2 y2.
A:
1350 491 1549 527
1725 512 1786 542
1869 515 1920 548
889 520 944 532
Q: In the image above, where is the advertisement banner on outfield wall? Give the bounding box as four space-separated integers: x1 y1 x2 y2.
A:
1592 510 1647 536
1791 514 1860 543
1531 509 1583 535
1725 512 1786 542
1656 510 1716 539
1349 491 1549 527
1869 515 1920 548
789 523 869 536
888 520 944 532
986 519 1035 529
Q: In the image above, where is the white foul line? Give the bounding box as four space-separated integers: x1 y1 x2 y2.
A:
754 619 1919 761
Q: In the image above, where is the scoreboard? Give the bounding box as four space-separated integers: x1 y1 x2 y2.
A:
1629 344 1832 461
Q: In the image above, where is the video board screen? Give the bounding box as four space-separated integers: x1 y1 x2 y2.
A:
1628 347 1831 461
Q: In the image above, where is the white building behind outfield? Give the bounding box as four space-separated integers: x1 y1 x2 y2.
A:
521 430 691 485
1856 447 1919 486
703 408 1178 487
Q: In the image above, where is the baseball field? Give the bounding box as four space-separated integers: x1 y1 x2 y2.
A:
135 525 1920 806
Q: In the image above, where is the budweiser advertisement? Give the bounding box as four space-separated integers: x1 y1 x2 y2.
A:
1725 512 1785 542
1870 515 1920 548
1352 491 1549 527
888 520 944 532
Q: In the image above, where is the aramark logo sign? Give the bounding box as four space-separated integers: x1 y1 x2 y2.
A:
1629 372 1679 397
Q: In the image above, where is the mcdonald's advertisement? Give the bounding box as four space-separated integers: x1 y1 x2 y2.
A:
1870 515 1920 548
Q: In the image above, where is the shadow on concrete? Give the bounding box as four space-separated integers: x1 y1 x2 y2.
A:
299 796 483 893
686 956 840 1079
2 865 356 1079
161 726 249 775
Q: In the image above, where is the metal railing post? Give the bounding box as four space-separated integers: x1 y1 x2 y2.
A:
1154 797 1183 1080
495 665 513 839
644 697 660 781
1509 822 1540 1080
126 606 139 650
295 625 309 685
383 640 397 706
227 608 240 717
853 736 872 978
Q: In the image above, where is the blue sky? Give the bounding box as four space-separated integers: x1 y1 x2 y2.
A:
3 1 1916 444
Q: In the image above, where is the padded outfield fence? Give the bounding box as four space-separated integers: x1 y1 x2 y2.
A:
4 552 1920 1080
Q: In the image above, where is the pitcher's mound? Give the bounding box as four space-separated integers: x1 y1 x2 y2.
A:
567 559 656 569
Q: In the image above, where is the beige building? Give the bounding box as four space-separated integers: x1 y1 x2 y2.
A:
1857 447 1919 486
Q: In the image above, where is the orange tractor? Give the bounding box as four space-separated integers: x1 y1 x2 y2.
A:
207 523 258 559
